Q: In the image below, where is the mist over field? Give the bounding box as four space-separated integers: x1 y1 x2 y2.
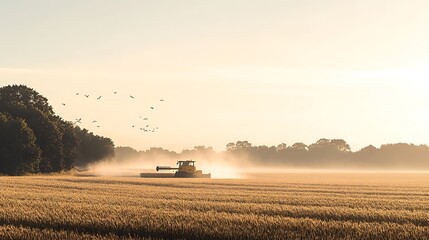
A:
81 139 429 179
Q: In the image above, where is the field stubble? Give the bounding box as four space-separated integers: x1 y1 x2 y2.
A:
1 173 429 239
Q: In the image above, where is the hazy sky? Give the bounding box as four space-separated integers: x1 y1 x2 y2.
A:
1 1 429 151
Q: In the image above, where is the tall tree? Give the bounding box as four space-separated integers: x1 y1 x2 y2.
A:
75 128 115 167
0 84 115 174
59 119 80 170
0 84 54 116
4 104 65 172
0 113 41 175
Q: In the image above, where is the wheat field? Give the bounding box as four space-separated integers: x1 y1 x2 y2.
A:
1 173 429 239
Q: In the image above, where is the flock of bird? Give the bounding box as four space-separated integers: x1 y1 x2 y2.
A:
61 91 165 134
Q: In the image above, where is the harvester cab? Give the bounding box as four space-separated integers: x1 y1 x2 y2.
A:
177 160 196 173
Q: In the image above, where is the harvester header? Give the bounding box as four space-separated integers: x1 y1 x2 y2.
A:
156 166 179 171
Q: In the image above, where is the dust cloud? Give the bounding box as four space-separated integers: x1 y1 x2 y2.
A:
77 147 429 179
78 153 252 179
78 159 429 179
77 139 429 178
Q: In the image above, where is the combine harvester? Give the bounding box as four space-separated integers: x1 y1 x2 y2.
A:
140 160 211 178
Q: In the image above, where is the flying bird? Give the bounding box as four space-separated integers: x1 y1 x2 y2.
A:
130 95 134 99
132 125 135 128
160 99 164 101
97 96 102 100
150 107 154 109
146 125 149 127
92 120 97 123
96 126 100 128
76 93 79 95
114 92 117 94
62 103 65 106
85 95 89 98
143 118 148 120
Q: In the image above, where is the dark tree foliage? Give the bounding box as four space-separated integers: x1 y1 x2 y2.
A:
0 84 54 116
0 113 41 175
75 128 115 167
0 87 64 173
222 139 429 169
59 119 81 170
113 139 429 170
0 85 115 175
10 106 64 172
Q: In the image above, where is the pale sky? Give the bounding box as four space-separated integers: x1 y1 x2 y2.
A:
1 0 429 152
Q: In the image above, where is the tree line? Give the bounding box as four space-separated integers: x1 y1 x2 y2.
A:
2 85 428 175
115 139 429 170
0 85 114 175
